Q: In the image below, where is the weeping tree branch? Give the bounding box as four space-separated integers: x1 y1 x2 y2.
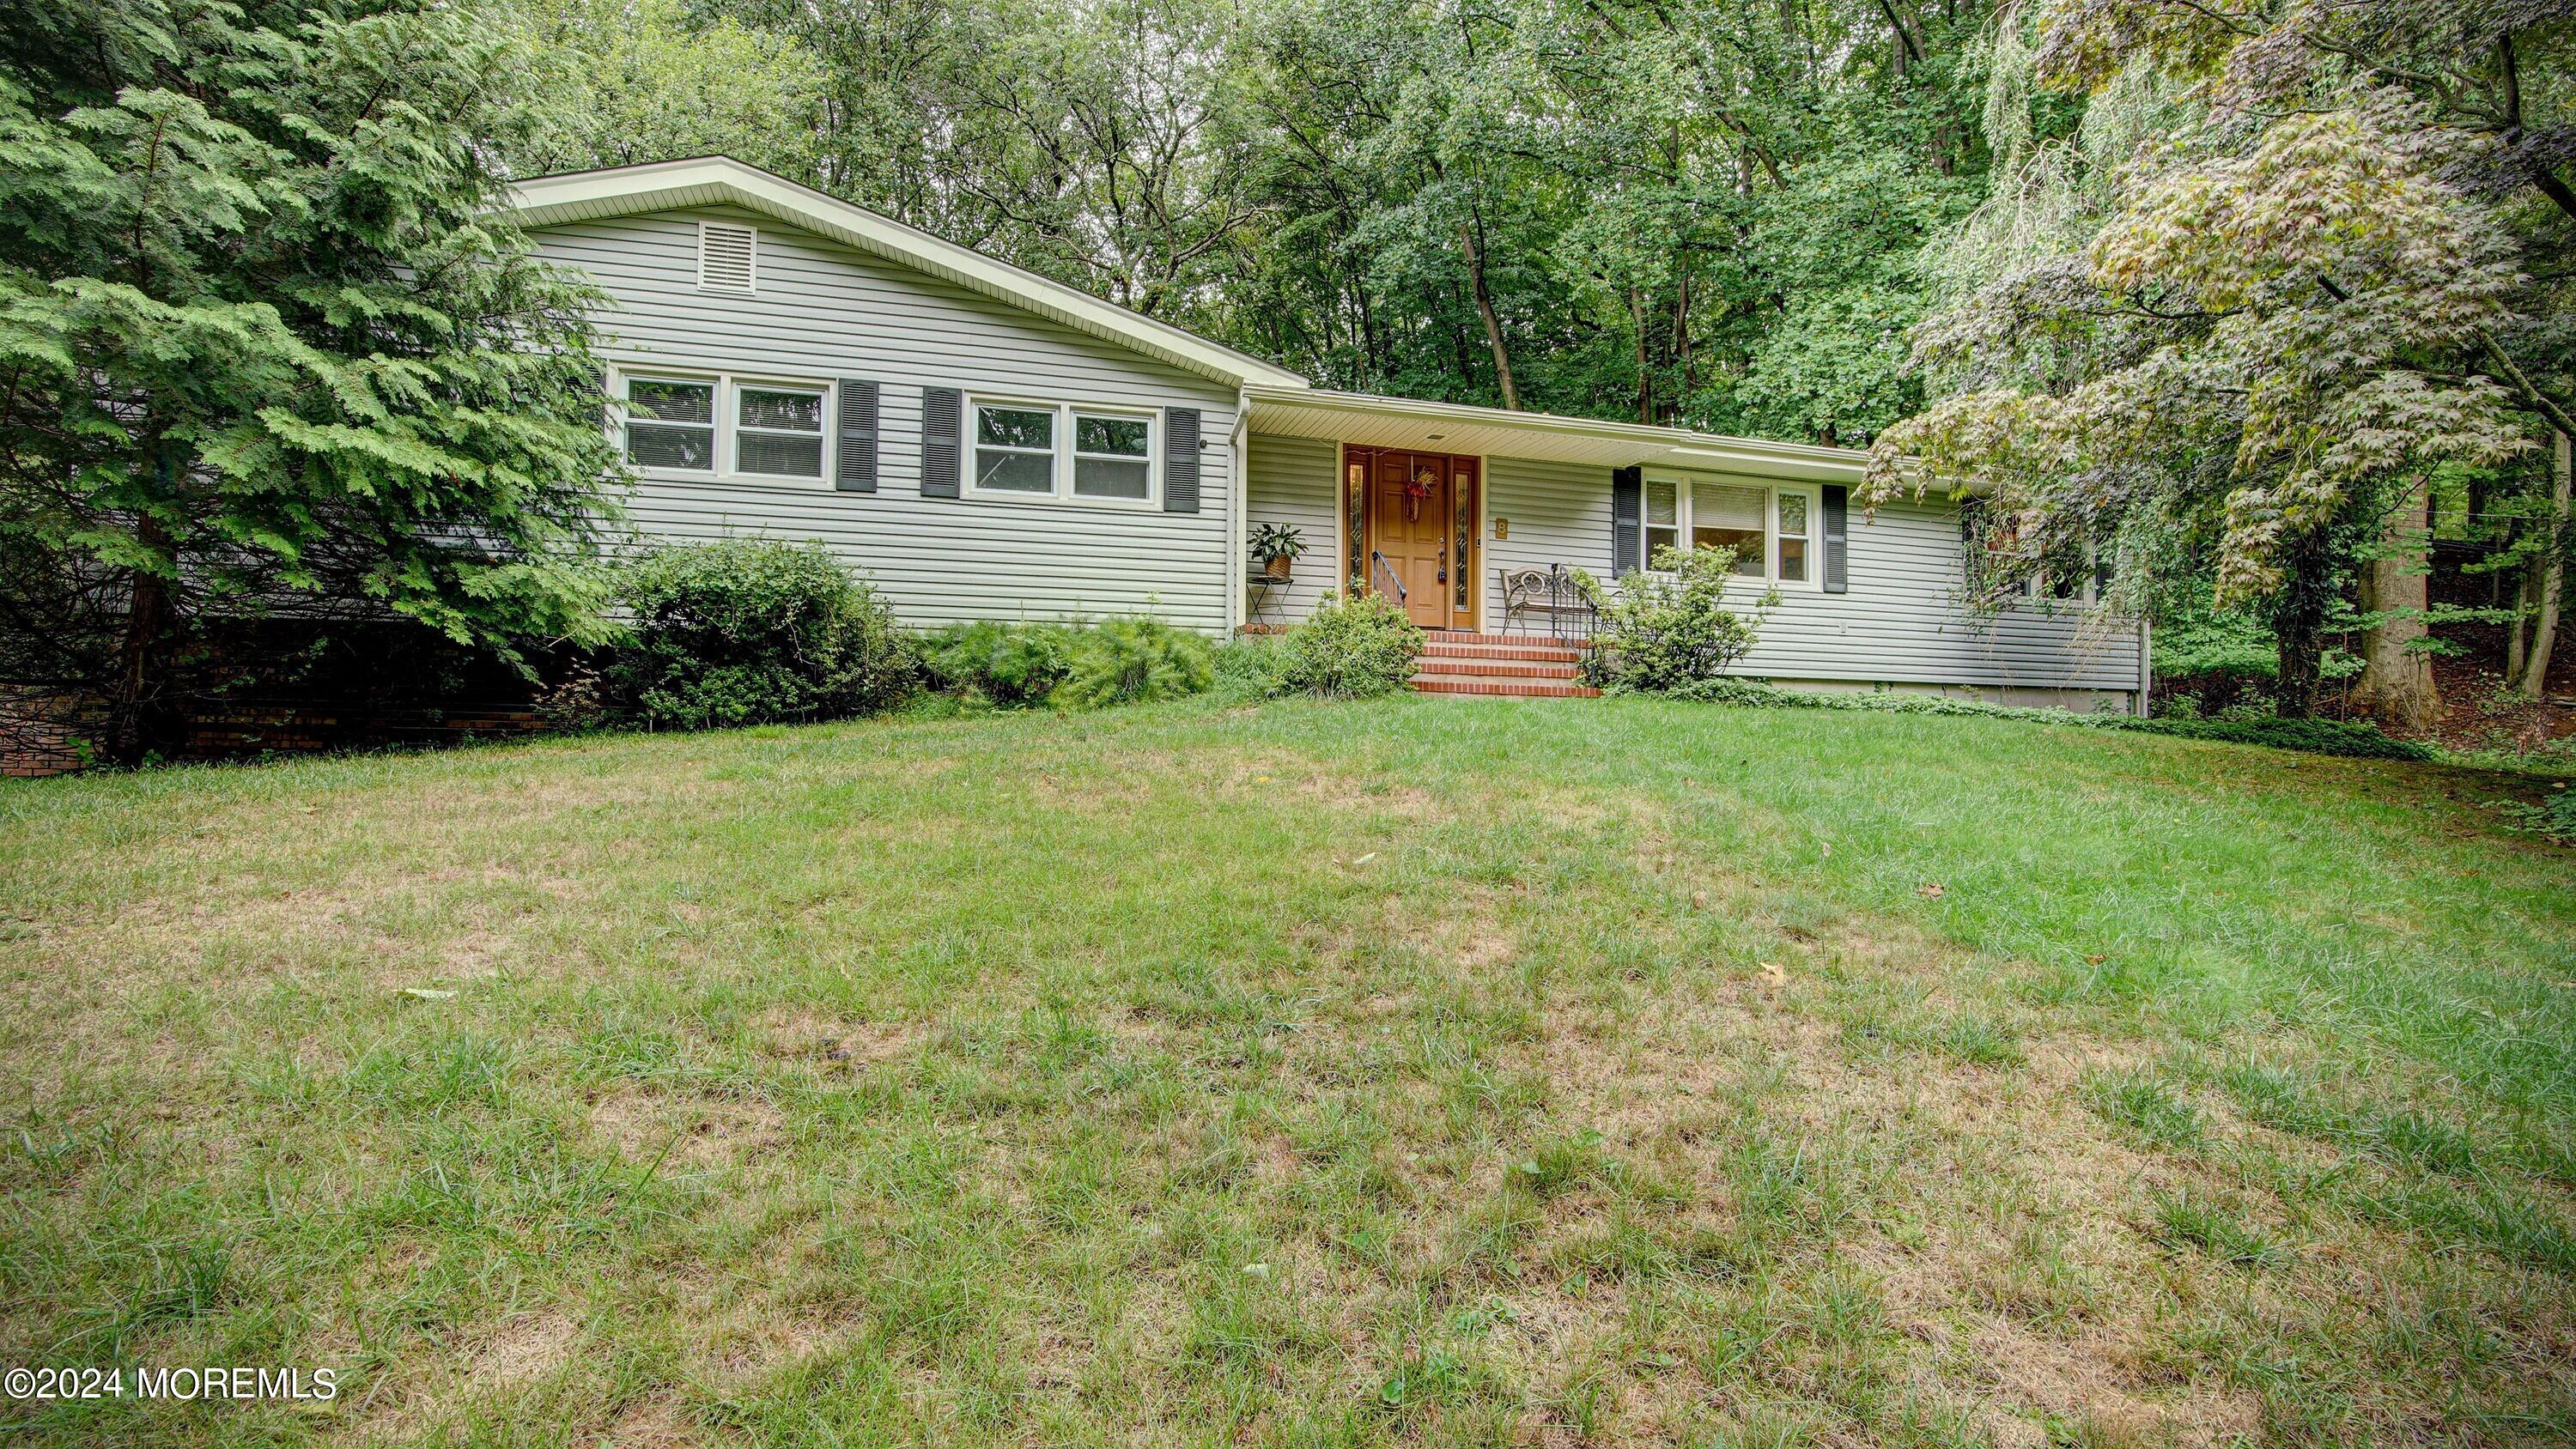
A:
2476 325 2576 440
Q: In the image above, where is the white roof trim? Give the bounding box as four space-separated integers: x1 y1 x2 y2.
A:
505 156 1311 391
1241 385 1872 482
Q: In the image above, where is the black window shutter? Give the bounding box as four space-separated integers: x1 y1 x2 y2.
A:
1163 408 1201 512
1611 467 1643 576
835 379 879 493
1822 484 1850 594
920 386 961 498
1959 497 1986 585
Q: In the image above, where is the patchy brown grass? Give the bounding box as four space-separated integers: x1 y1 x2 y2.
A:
1 700 2569 1446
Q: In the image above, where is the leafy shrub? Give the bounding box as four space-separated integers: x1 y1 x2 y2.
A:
2492 787 2575 844
919 620 1078 706
607 539 914 730
1052 617 1215 709
1582 545 1778 692
1274 592 1422 699
1667 676 2434 760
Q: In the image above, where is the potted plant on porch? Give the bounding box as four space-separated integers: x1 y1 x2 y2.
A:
1249 523 1307 582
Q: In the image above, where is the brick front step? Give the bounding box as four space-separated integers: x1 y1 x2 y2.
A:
1413 658 1583 681
1407 633 1597 698
1411 675 1601 699
1419 640 1584 664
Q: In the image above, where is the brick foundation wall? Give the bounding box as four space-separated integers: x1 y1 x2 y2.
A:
1 688 107 778
2 620 557 779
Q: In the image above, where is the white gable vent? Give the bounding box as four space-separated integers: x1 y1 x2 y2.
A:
697 221 756 293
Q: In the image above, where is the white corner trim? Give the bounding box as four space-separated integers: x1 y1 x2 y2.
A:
507 157 1311 393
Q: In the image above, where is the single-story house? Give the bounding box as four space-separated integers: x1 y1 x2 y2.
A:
508 156 2148 710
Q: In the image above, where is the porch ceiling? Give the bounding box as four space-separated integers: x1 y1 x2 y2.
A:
1241 385 1869 484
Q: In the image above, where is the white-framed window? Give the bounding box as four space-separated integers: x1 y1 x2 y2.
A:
1964 501 2108 605
967 397 1159 506
617 369 830 483
624 376 719 472
974 402 1057 494
734 384 825 478
1775 490 1811 584
1642 474 1818 587
1072 409 1153 500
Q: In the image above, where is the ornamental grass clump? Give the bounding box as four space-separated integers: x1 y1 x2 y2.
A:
920 620 1080 706
1051 617 1215 710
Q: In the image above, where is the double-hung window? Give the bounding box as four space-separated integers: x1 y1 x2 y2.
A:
625 378 718 471
735 385 825 478
969 398 1158 506
1775 491 1811 583
621 371 829 482
1072 411 1152 500
974 403 1057 494
1645 478 1680 562
1641 474 1818 588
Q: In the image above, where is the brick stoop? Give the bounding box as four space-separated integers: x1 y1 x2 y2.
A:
1410 634 1599 699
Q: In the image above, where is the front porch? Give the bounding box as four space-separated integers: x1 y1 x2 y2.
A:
1231 386 2145 710
1231 385 1861 636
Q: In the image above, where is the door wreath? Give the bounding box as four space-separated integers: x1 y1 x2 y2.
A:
1403 465 1437 522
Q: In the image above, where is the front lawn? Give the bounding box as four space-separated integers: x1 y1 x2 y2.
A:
2 696 2571 1445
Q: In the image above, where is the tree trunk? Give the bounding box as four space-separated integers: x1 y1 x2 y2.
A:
2506 557 2533 683
2271 536 2334 718
2511 429 2568 701
2351 480 2440 729
1631 288 1651 424
106 524 176 767
1460 219 1520 410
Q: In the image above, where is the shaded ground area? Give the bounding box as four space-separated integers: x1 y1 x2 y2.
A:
2 696 2571 1446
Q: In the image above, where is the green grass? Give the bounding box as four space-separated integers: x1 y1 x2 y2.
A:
2 694 2572 1446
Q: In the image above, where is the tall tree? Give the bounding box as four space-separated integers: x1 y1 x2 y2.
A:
501 0 831 182
0 0 620 762
1871 0 2573 718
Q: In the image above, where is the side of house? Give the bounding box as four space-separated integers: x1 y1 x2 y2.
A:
515 161 1308 636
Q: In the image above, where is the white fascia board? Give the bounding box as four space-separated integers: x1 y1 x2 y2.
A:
1245 385 1874 482
507 158 1311 393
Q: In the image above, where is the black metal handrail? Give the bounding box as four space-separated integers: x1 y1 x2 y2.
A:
1369 549 1406 602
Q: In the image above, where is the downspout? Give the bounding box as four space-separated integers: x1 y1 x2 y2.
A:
2137 615 2152 717
1228 391 1251 634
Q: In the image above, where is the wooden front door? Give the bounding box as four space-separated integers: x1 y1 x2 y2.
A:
1368 450 1457 627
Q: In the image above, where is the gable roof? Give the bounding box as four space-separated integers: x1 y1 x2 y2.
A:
504 156 1312 392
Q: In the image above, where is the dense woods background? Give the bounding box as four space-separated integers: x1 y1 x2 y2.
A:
509 0 2003 447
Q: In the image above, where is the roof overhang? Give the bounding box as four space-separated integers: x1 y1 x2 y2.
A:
504 157 1313 392
1241 386 1870 484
